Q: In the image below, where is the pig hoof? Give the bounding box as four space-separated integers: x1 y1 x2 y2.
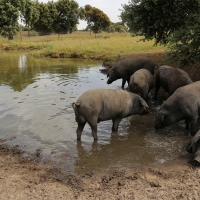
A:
77 138 81 141
93 137 98 140
186 143 192 153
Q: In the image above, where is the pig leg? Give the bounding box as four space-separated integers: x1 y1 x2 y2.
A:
127 76 130 85
143 89 148 101
87 118 98 140
122 79 126 89
188 148 200 167
185 119 190 130
76 122 86 140
190 117 198 136
112 118 122 132
154 77 160 100
187 130 200 154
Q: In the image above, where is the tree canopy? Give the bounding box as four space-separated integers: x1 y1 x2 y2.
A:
20 0 40 30
0 0 21 39
84 4 111 36
0 0 82 37
54 0 80 34
33 1 57 35
0 0 124 40
120 0 200 66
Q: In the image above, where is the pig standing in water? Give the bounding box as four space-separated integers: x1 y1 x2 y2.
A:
72 89 149 140
154 65 193 99
107 57 156 89
129 69 154 101
154 81 200 136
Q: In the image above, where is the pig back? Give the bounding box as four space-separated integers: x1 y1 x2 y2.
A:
157 65 193 94
115 57 155 76
131 69 153 87
168 81 200 108
76 89 136 120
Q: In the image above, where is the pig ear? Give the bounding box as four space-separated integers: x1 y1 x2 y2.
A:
140 98 149 110
107 69 113 78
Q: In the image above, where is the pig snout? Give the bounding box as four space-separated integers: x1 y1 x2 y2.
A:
107 79 112 84
154 120 165 129
141 107 149 115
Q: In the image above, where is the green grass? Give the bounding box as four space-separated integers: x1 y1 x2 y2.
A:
0 31 166 61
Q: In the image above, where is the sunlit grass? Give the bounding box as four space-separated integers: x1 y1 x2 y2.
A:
0 31 166 61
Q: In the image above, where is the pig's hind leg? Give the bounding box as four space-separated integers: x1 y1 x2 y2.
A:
76 122 86 140
87 117 98 140
190 116 199 136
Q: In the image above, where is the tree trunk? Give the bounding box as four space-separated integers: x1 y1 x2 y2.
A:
8 34 13 40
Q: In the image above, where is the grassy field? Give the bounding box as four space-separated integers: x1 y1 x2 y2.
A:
0 31 166 62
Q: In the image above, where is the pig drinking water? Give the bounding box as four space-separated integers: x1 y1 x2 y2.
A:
154 81 200 136
107 57 156 89
129 69 154 101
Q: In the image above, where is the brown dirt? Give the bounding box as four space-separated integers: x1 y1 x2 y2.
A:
1 142 200 200
1 52 200 199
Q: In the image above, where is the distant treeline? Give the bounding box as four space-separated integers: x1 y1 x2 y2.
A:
0 0 127 40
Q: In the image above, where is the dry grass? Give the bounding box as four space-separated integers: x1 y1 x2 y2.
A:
0 31 166 61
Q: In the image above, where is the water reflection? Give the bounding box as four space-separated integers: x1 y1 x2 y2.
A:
18 55 27 71
0 51 191 174
75 110 190 174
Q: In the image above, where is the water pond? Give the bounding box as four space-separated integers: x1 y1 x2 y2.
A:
0 51 191 174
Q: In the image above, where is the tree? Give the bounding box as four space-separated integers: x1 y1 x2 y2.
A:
20 0 40 32
106 22 127 33
0 0 20 39
33 2 57 35
54 0 80 34
113 22 127 33
120 0 200 66
0 0 37 39
84 5 111 37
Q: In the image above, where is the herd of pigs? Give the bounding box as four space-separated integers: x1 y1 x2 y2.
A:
72 57 200 166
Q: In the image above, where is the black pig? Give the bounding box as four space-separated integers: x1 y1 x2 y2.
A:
154 65 193 99
107 57 156 89
155 81 200 136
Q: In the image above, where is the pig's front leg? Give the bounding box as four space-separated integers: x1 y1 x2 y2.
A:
112 118 122 132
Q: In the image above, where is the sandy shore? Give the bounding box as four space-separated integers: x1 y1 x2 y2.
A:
0 142 200 200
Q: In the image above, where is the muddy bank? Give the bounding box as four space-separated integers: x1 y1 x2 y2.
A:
0 141 200 199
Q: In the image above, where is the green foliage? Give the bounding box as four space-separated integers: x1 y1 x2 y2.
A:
84 4 111 35
120 0 200 66
168 13 200 66
106 22 128 33
33 2 57 35
20 0 40 30
0 0 20 39
0 0 83 37
54 0 80 34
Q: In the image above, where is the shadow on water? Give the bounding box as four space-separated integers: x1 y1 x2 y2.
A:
0 51 192 174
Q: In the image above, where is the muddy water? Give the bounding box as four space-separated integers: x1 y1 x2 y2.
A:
0 51 191 174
